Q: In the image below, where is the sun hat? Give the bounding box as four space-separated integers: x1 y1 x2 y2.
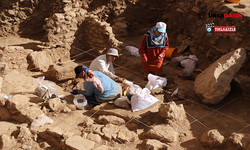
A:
156 22 167 33
106 48 119 57
74 65 89 78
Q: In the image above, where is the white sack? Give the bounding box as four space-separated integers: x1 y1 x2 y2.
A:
131 87 158 112
126 46 140 57
145 73 167 91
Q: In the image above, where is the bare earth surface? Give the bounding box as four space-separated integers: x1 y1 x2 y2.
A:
0 0 250 149
0 34 249 150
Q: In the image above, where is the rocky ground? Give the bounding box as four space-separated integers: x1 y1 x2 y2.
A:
0 0 250 150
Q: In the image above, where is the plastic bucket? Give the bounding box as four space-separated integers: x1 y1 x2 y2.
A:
165 48 178 59
227 0 241 3
73 96 88 110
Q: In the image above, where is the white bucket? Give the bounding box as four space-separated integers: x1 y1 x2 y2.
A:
73 96 88 110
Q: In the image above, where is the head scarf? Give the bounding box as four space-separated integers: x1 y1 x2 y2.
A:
74 65 89 78
145 26 167 48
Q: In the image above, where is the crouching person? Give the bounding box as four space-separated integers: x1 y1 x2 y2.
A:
71 65 122 104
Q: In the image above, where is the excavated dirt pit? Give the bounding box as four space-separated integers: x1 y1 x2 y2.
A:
1 0 250 149
0 34 249 150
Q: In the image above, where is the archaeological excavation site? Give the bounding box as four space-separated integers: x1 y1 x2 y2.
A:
0 0 250 149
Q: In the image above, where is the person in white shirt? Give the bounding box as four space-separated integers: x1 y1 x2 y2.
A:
89 48 124 82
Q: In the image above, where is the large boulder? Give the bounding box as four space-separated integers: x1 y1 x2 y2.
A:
44 61 77 82
28 50 53 72
158 101 190 129
6 95 43 123
194 48 246 104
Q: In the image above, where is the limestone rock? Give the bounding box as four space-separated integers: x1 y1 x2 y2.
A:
158 101 188 128
142 125 178 143
47 98 71 113
7 95 43 123
194 48 246 104
0 134 17 150
225 132 250 150
44 61 78 82
12 103 43 123
114 97 130 109
39 142 51 149
6 95 29 110
47 126 65 138
17 126 32 141
117 127 137 143
28 50 53 72
97 115 125 125
65 136 95 150
86 133 101 142
102 123 120 141
144 139 169 150
200 129 224 147
0 93 7 106
0 122 18 136
53 13 65 20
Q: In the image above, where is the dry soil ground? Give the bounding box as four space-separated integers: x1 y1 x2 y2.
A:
0 34 249 150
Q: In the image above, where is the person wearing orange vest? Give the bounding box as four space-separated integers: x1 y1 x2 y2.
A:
139 22 169 79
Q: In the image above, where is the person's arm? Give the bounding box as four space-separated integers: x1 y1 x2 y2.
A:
139 35 147 56
139 35 148 63
163 36 169 54
159 35 169 58
97 59 117 79
109 61 115 74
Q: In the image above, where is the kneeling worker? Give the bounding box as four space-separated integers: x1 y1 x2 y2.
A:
71 65 122 104
89 48 124 82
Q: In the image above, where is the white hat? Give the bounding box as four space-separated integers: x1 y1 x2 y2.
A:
106 48 119 57
156 22 167 33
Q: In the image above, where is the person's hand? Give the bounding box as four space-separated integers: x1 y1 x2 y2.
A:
142 54 148 63
115 77 124 83
87 71 94 78
70 89 78 95
118 77 125 82
159 52 165 58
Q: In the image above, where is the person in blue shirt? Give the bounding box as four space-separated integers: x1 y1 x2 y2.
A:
71 65 122 104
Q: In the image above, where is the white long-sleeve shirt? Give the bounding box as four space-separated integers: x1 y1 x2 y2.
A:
89 54 116 79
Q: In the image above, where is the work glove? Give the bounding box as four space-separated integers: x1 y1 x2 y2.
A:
142 54 148 63
70 89 78 95
159 52 165 58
